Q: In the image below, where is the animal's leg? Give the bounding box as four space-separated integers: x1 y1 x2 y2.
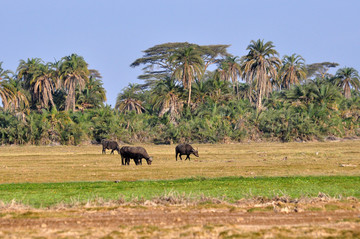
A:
111 149 115 154
102 147 106 154
176 152 178 161
179 155 183 160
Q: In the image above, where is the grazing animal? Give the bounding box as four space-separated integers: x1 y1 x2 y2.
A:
101 139 120 154
120 146 153 165
175 144 199 161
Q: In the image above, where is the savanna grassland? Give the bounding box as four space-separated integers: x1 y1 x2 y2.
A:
0 141 359 238
1 37 360 237
0 141 359 184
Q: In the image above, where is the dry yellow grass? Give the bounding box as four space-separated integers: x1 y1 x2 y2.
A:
0 141 359 183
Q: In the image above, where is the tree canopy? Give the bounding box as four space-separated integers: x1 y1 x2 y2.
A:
0 40 359 145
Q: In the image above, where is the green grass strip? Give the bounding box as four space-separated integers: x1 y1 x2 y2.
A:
0 176 359 207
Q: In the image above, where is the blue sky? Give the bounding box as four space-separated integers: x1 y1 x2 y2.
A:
1 0 359 106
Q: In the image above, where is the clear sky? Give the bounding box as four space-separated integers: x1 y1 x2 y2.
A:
1 0 359 107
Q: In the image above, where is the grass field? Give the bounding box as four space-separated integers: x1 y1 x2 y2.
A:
0 141 359 183
0 141 359 238
0 176 359 207
0 140 359 206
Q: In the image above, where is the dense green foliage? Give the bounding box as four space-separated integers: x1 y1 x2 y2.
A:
0 176 359 207
0 79 359 145
1 41 359 145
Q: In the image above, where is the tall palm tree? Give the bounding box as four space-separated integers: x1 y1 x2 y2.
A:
241 39 281 110
7 77 29 113
59 54 89 111
279 53 307 89
49 60 62 90
115 83 145 114
333 67 360 98
0 62 15 110
16 58 42 108
31 63 56 109
216 56 242 94
170 46 204 106
150 76 183 120
215 62 229 82
50 60 65 110
17 58 43 88
0 81 16 110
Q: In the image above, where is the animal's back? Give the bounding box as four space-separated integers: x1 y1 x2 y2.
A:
176 144 192 154
121 146 149 159
120 146 131 156
132 146 150 159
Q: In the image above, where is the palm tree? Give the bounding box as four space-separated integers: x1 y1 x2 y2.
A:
312 83 341 107
50 60 65 110
279 54 307 89
30 63 56 109
115 83 145 114
170 46 204 106
0 62 12 81
59 54 89 111
333 67 360 98
76 69 107 110
241 39 281 110
192 78 211 107
216 56 242 94
284 81 341 109
284 83 317 107
6 77 29 114
207 77 232 103
0 62 15 110
16 58 42 108
150 76 183 120
238 82 255 103
17 58 42 88
0 81 16 110
49 60 62 90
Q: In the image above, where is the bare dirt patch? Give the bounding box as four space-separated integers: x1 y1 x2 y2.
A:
0 199 359 238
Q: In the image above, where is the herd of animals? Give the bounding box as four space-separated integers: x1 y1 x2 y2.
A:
101 139 199 165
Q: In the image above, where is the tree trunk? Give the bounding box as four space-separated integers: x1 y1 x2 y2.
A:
235 82 239 96
65 94 71 111
65 81 75 111
50 95 56 110
256 88 263 111
72 90 76 111
187 82 192 106
344 83 351 99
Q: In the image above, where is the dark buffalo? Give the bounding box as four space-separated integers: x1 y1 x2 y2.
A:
175 144 199 161
120 146 153 165
101 139 120 154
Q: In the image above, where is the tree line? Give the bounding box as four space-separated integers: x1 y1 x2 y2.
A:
0 40 359 145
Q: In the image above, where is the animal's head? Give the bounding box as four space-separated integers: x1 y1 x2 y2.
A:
192 148 199 157
146 157 153 165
